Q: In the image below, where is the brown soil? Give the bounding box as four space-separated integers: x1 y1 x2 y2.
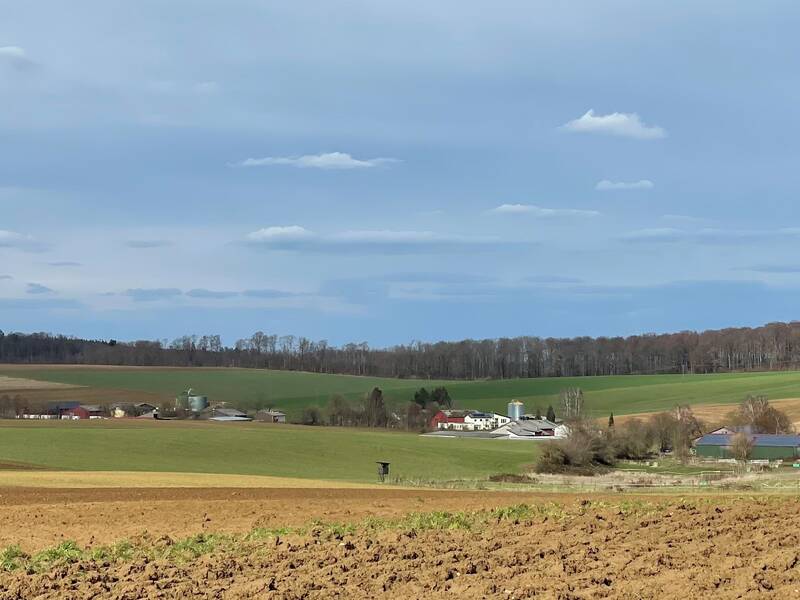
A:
0 487 575 552
0 386 167 407
0 376 81 392
1 494 799 599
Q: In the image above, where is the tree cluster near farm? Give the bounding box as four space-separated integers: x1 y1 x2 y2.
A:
8 320 800 378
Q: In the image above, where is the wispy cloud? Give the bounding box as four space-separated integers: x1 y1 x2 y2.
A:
125 240 173 249
562 110 666 140
0 230 48 253
0 275 11 280
232 152 399 170
242 289 299 298
244 226 508 254
0 46 35 70
185 288 239 299
490 204 599 217
377 272 496 284
620 227 800 244
595 179 654 191
47 261 82 267
739 264 800 274
123 288 182 302
525 275 583 284
27 282 54 295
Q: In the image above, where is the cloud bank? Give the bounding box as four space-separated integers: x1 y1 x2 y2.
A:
490 204 599 217
562 110 666 140
595 179 654 191
0 46 34 70
233 152 399 170
0 230 47 252
244 226 505 254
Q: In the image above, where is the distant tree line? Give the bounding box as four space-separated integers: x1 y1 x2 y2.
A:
7 320 800 379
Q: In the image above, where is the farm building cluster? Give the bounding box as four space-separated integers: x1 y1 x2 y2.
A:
426 401 570 440
17 390 287 424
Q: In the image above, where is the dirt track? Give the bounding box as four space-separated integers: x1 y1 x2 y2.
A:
1 494 799 599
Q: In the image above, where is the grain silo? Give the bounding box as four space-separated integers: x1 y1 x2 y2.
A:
188 395 209 412
507 400 524 421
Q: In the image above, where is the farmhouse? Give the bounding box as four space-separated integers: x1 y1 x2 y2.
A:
465 412 511 430
63 404 106 419
256 409 287 423
431 410 510 431
695 433 800 460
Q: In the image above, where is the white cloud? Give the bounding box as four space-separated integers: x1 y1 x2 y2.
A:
562 110 666 140
47 261 82 267
244 226 509 254
246 225 315 243
490 204 600 217
0 230 47 252
0 46 34 69
233 152 399 170
595 179 654 191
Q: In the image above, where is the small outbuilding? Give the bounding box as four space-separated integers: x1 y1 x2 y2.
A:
256 410 287 423
695 433 800 460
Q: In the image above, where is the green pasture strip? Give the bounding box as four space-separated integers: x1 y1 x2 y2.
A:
0 420 535 482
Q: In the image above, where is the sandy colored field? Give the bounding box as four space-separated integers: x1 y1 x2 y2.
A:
0 471 387 489
615 396 800 429
0 376 81 392
0 485 557 552
1 495 800 598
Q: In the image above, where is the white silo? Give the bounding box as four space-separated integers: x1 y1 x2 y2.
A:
507 400 524 421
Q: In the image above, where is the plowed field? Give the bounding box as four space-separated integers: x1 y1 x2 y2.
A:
0 488 799 599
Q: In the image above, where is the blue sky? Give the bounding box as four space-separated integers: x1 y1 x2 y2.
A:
2 1 800 346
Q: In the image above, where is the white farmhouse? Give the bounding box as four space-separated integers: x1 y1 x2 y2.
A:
465 412 511 431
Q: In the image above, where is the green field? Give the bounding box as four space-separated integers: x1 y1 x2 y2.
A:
4 365 800 421
0 420 534 483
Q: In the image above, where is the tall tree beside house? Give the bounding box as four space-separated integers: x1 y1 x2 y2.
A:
730 431 754 465
301 406 323 426
729 395 794 434
534 406 542 419
413 387 431 409
363 387 388 428
405 402 426 431
430 387 452 409
546 405 556 423
326 394 353 426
